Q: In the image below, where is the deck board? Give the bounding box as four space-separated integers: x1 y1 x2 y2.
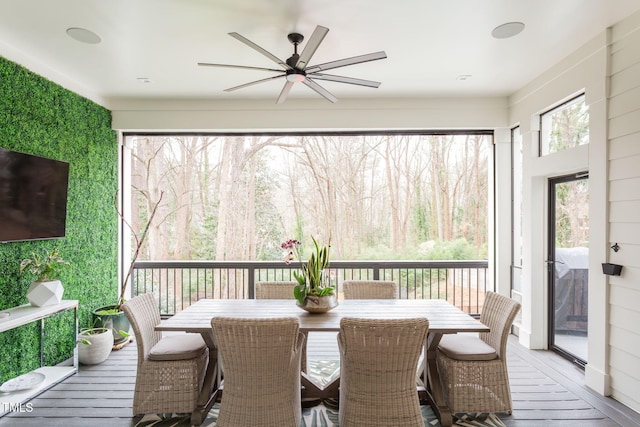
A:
1 335 639 426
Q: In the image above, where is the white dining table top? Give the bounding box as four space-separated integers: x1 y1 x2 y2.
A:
156 298 489 334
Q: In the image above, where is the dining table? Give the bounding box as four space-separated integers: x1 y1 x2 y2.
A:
156 298 489 427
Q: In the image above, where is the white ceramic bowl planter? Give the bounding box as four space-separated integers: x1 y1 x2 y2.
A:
78 328 114 365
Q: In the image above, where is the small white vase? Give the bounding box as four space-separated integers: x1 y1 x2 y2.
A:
26 280 64 307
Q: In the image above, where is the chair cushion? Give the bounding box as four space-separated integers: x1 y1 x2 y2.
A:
438 333 497 361
149 333 207 361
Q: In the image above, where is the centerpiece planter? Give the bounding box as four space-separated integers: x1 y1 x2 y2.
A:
282 236 336 314
297 293 338 313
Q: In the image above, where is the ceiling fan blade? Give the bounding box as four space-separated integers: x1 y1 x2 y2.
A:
296 25 329 69
198 62 283 73
305 51 387 73
276 81 295 104
309 73 381 88
228 32 292 70
224 74 285 92
303 78 338 103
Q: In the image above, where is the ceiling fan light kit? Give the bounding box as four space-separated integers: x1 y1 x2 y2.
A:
198 25 387 104
286 72 306 83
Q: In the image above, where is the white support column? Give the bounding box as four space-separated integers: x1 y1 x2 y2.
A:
583 44 611 395
493 128 512 296
518 116 549 350
118 133 133 302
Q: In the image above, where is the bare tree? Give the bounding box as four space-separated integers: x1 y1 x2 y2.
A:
127 132 490 265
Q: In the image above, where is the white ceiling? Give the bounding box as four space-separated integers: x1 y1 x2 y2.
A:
1 0 639 108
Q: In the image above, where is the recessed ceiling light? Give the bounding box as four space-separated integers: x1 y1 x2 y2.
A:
66 27 101 44
491 22 525 39
457 75 472 81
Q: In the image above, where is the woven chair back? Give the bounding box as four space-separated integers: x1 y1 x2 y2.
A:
255 281 297 299
479 291 521 358
211 316 304 427
342 280 398 299
122 293 163 361
338 317 429 427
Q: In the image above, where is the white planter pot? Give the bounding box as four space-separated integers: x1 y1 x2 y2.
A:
26 280 64 307
78 328 114 365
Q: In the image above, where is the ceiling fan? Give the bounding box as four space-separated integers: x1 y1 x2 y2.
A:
198 25 387 104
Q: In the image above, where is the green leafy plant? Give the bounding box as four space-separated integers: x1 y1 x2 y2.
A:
19 248 69 282
78 327 110 345
78 317 111 345
282 236 334 304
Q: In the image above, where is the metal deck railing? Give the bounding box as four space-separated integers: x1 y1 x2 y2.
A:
131 260 489 316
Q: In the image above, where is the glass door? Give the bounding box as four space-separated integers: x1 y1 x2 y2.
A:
548 173 589 366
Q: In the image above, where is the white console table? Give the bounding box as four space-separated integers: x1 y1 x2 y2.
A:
0 300 78 416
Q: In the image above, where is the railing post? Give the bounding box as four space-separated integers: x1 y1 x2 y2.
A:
248 267 255 299
373 263 380 280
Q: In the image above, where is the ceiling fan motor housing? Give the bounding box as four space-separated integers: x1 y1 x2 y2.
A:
285 38 306 81
286 53 300 68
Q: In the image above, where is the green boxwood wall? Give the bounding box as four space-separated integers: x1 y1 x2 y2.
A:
0 56 119 383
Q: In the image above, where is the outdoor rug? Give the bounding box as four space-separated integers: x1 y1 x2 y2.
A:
134 403 506 427
135 359 505 427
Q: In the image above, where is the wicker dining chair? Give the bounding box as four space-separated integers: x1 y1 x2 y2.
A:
436 291 521 414
337 317 429 427
255 280 297 299
342 280 398 299
254 280 308 373
211 316 305 427
122 293 209 416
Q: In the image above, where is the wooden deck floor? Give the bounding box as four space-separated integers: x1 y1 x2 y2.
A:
1 334 639 427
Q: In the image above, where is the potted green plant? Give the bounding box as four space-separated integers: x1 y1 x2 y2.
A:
78 322 114 365
19 248 69 307
92 192 163 345
282 236 336 313
91 305 130 346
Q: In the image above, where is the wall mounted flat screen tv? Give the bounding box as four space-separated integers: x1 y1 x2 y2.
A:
0 148 70 242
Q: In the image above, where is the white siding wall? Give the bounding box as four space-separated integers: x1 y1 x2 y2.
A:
507 9 640 412
606 11 640 413
508 28 609 380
